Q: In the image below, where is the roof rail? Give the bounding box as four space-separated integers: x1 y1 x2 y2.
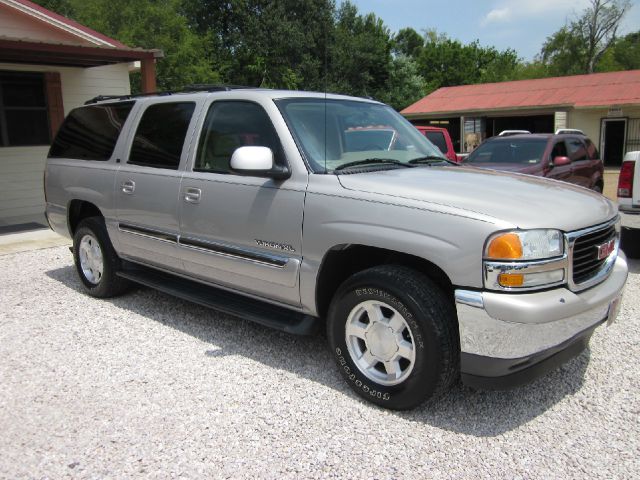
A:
84 84 253 105
497 130 531 136
555 128 585 135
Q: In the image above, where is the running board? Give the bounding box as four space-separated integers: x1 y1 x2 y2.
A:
117 266 320 336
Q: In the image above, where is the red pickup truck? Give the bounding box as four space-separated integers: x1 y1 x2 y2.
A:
415 126 461 163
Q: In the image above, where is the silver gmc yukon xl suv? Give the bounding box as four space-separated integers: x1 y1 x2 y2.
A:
44 88 628 410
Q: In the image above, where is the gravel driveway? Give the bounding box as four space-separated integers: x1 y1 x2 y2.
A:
1 246 638 479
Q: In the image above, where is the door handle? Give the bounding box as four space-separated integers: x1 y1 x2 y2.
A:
184 187 202 204
121 180 135 194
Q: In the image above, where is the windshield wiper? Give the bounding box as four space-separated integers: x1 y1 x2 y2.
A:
333 158 415 172
408 155 450 165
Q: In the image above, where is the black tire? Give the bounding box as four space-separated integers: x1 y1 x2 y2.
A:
621 227 640 259
592 182 604 194
73 217 131 298
327 265 459 410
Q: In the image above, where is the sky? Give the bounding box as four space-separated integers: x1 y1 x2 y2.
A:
348 0 640 61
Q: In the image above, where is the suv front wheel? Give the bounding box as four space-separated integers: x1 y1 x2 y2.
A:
327 265 459 410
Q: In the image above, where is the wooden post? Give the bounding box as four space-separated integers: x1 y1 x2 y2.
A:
140 58 156 93
44 72 64 139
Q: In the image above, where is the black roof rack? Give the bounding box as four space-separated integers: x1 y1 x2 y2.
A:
84 84 253 105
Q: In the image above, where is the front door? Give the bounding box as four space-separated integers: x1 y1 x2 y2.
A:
115 101 197 271
548 140 572 183
178 100 306 306
601 119 627 167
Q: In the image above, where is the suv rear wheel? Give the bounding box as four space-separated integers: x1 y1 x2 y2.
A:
73 217 130 298
327 265 458 410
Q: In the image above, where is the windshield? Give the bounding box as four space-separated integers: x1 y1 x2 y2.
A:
275 98 445 173
465 138 548 165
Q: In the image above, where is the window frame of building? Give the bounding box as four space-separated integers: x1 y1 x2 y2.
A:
0 71 51 147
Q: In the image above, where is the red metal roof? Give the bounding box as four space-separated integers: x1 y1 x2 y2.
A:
9 0 129 49
401 70 640 116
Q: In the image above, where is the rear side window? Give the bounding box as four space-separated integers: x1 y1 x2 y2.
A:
584 138 600 159
195 101 283 173
129 102 195 170
566 138 587 161
48 102 134 160
425 131 447 154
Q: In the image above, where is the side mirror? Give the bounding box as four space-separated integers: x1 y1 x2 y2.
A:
552 156 571 167
230 146 290 180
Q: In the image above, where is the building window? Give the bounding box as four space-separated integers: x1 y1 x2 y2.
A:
0 71 51 147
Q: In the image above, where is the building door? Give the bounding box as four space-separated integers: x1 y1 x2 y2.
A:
600 119 627 167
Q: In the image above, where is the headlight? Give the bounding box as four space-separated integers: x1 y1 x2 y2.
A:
484 229 567 291
485 229 563 261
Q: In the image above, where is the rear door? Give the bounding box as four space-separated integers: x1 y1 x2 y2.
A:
178 99 306 306
114 100 198 271
566 137 592 188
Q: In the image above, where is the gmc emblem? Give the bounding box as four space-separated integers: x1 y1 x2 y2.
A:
597 239 616 260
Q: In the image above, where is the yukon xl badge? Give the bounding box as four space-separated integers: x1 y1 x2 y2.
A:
255 239 296 253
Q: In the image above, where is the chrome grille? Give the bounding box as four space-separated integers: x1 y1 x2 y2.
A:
572 224 617 285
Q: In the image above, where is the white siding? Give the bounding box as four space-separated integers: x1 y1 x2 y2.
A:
0 63 131 222
569 107 640 156
0 2 92 45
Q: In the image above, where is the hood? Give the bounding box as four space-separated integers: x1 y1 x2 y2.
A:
337 165 616 231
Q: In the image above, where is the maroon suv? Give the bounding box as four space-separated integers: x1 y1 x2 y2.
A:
463 133 604 192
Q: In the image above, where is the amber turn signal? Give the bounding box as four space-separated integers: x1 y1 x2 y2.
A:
498 273 524 287
487 233 523 260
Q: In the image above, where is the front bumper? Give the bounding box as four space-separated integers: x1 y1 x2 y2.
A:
455 253 628 389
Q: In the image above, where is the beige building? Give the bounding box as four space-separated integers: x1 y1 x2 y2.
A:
401 70 640 167
0 0 160 230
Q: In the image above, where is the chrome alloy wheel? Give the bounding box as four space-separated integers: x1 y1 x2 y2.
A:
345 300 416 386
78 234 104 285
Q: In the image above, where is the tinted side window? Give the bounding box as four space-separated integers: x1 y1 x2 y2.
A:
129 102 195 169
566 138 587 161
49 102 134 160
584 138 599 159
425 131 447 154
551 141 567 158
195 101 283 173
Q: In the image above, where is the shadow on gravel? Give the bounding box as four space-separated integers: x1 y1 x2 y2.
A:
627 259 640 274
47 265 591 437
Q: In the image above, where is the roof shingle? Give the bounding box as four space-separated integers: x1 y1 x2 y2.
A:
401 70 640 115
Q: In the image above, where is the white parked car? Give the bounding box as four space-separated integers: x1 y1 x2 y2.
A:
618 151 640 258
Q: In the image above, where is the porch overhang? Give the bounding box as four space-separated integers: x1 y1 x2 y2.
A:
0 37 162 68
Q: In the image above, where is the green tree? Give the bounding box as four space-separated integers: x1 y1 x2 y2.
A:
393 27 424 58
33 0 219 92
328 1 393 99
610 31 640 70
379 56 427 110
182 0 335 90
417 31 519 92
540 0 631 75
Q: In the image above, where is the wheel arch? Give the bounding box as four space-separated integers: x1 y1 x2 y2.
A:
67 199 104 235
315 244 455 320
